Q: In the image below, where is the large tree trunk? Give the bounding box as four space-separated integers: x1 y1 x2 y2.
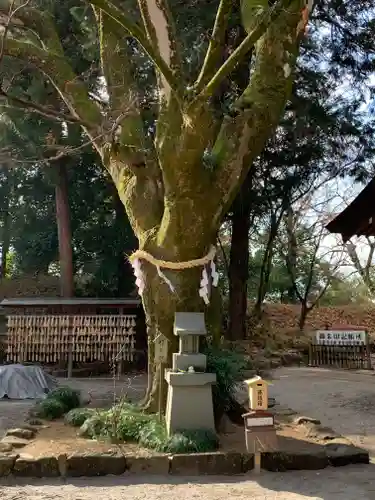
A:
141 262 208 412
54 161 74 297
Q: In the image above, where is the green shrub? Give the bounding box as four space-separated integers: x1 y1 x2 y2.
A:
139 422 219 453
79 413 107 438
34 398 66 420
205 345 249 412
46 386 81 412
65 408 95 427
81 403 219 453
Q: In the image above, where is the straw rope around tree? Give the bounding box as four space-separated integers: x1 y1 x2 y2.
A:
128 245 216 269
128 245 219 304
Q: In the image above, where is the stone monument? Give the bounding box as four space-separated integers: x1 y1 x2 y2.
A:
165 312 216 435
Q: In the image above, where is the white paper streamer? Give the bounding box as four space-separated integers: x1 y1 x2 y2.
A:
210 260 219 287
199 267 210 305
131 258 145 296
157 266 175 293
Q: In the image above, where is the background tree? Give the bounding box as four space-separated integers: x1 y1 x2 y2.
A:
226 0 375 339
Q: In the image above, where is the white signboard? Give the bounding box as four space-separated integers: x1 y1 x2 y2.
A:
316 330 367 346
246 417 274 428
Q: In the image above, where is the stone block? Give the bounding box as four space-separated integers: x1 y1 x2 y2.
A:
0 443 13 453
242 453 254 472
126 456 170 474
0 454 17 477
325 443 369 467
66 452 126 477
294 416 321 426
6 428 36 440
1 436 30 448
14 456 60 477
170 452 243 475
261 450 328 471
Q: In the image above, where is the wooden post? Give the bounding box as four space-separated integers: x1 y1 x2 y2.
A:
67 344 73 379
254 443 261 475
67 325 73 379
365 331 372 370
308 342 312 366
158 362 163 422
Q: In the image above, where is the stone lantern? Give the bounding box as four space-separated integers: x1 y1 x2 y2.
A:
165 312 216 435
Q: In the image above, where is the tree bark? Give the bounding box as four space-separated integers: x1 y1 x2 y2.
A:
253 214 281 318
286 207 298 302
54 161 74 297
298 302 310 330
228 182 252 341
140 261 208 412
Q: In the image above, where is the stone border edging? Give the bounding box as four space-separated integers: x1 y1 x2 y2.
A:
0 445 369 478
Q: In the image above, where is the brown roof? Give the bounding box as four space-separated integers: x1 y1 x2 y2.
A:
326 178 375 241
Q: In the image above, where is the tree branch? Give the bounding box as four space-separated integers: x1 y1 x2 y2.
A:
89 0 181 98
137 0 181 103
0 89 89 125
2 36 103 138
210 0 305 227
200 0 295 98
194 0 233 91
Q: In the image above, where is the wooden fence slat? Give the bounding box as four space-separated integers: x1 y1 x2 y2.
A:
308 341 372 370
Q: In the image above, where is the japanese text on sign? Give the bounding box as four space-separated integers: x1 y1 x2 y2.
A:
316 330 366 346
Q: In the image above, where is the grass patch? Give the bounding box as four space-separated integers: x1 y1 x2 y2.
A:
74 402 219 453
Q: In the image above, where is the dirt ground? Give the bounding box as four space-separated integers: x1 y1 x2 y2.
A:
3 367 375 498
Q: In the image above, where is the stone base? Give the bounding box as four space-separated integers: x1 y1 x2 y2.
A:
165 371 216 435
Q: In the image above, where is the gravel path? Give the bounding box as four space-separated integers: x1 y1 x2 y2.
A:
269 367 375 454
3 367 375 498
1 465 375 500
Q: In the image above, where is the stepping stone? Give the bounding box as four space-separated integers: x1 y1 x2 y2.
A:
1 436 30 449
325 443 369 467
0 443 13 453
6 428 35 440
294 416 321 425
0 454 18 477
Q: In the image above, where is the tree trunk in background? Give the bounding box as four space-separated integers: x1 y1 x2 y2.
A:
0 171 12 278
55 162 74 297
299 301 309 330
112 187 138 297
228 179 252 341
253 214 281 319
286 207 298 302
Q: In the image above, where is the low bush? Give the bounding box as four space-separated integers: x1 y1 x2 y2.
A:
205 345 249 413
65 408 95 427
34 398 66 420
46 386 81 412
76 402 219 453
31 385 82 421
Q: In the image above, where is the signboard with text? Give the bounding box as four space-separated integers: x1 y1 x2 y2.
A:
315 330 367 346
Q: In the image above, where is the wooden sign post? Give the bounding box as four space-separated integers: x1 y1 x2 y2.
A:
243 376 278 474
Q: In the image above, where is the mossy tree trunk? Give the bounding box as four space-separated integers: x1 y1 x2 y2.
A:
1 0 309 411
